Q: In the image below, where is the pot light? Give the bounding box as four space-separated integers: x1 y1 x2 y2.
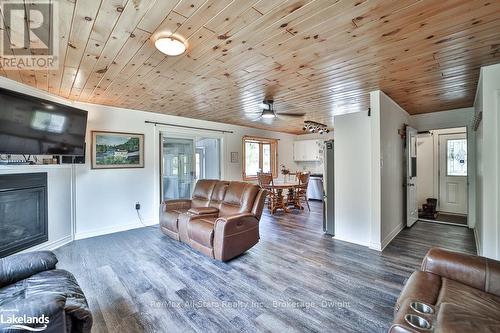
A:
155 36 186 56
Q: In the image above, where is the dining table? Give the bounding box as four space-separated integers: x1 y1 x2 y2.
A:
270 179 303 213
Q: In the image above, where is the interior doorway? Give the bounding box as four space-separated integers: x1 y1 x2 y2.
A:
416 127 468 226
160 134 221 201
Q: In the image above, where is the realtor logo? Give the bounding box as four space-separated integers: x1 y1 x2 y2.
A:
0 312 49 331
1 0 58 70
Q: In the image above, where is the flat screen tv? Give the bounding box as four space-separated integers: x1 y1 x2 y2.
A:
0 87 88 156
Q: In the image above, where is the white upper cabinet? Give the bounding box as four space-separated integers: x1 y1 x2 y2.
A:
293 140 324 161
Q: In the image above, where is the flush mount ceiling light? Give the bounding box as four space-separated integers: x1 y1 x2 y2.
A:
155 36 186 56
261 108 276 119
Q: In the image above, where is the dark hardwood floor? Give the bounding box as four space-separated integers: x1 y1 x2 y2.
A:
55 201 476 333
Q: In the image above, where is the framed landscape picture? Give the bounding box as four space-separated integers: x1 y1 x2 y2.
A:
91 131 144 169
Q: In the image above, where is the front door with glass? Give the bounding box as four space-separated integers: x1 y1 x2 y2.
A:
438 133 467 214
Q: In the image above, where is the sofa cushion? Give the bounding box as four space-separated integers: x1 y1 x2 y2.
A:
0 251 58 288
191 179 218 208
219 182 260 217
0 269 92 333
188 218 216 248
435 303 500 333
209 181 229 209
437 277 500 319
188 207 219 215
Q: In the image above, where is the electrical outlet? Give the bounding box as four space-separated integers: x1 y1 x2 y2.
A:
135 202 141 210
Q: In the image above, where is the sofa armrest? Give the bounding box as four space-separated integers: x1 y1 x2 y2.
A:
188 207 219 215
161 199 192 211
213 213 259 261
421 247 500 296
214 213 258 234
0 251 58 288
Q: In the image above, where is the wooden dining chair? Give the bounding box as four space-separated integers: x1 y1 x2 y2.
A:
257 172 277 213
295 171 311 211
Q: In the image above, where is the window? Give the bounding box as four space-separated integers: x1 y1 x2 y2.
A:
242 136 278 180
447 139 467 176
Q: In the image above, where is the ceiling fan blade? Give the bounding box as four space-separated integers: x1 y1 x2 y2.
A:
276 113 305 118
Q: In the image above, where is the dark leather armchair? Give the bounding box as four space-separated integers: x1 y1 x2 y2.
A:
390 248 500 333
0 251 92 333
160 179 267 261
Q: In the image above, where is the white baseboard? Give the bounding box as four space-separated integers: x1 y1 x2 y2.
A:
74 219 156 240
333 235 370 248
369 242 382 251
380 223 405 251
473 227 481 255
19 234 74 254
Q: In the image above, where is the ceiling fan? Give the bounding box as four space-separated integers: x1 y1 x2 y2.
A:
249 99 305 121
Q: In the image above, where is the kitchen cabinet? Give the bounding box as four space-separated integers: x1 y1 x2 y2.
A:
293 140 323 161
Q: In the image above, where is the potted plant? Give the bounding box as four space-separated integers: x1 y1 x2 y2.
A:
280 164 290 182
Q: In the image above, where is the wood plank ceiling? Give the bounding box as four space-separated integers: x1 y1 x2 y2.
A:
1 0 500 134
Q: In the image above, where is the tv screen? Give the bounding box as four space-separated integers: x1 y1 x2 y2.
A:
0 87 88 156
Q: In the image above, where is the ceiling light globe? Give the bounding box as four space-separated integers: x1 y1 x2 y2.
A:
261 109 276 119
155 37 186 56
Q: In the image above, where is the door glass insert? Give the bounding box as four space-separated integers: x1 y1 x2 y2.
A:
162 137 194 200
447 139 467 176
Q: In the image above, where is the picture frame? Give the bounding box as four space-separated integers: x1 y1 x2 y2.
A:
91 131 144 169
230 151 239 163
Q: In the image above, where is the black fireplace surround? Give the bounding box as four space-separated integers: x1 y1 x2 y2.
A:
0 173 48 257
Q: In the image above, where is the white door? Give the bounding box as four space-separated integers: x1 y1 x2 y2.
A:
439 133 467 214
406 126 418 227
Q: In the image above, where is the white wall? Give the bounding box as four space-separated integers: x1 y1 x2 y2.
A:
333 111 372 247
370 91 411 250
474 63 500 259
0 77 298 241
412 108 474 131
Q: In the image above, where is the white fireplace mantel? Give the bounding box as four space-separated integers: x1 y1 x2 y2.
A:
0 164 75 253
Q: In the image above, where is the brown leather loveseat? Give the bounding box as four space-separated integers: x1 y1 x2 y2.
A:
390 247 500 333
160 179 266 261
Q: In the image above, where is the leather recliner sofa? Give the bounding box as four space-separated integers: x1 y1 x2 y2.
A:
390 247 500 332
160 179 267 261
0 251 92 333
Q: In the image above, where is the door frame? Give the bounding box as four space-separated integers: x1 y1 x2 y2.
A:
405 126 418 227
154 125 226 205
415 125 473 228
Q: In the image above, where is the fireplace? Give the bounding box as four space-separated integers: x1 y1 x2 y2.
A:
0 173 48 257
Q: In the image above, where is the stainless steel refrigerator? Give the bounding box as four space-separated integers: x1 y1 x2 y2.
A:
323 140 334 235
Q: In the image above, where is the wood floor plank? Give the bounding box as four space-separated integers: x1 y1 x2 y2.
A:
55 201 476 333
